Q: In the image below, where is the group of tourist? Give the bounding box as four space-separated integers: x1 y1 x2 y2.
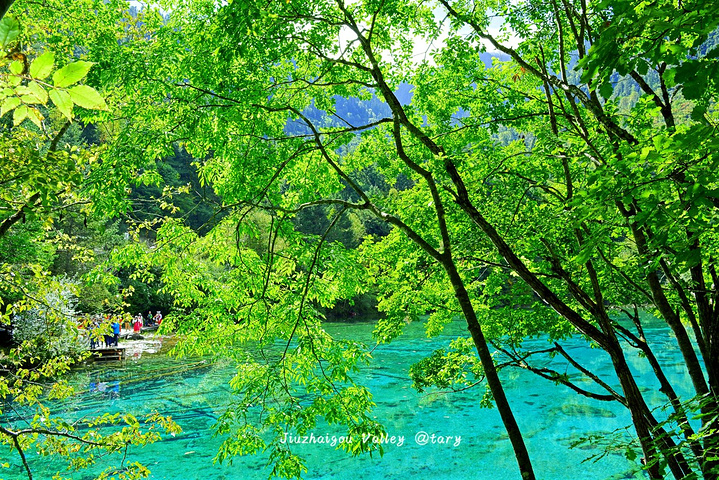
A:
82 314 122 349
82 310 163 349
132 310 163 333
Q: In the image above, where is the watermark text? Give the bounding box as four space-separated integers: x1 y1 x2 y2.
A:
279 431 461 448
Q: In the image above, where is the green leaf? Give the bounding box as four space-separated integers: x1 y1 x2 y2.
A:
27 81 48 104
0 17 20 48
26 107 43 128
14 86 32 96
625 447 637 462
9 60 23 75
67 85 107 110
1 96 20 117
19 94 41 105
52 61 94 88
574 245 594 265
49 88 73 120
690 103 707 121
598 81 613 99
13 104 28 126
29 51 54 79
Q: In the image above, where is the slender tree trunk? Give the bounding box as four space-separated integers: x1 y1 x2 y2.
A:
444 261 536 480
702 330 719 480
620 204 719 478
615 323 706 463
452 198 675 477
604 341 665 479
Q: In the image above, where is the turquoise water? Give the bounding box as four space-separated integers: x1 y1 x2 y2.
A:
2 319 693 480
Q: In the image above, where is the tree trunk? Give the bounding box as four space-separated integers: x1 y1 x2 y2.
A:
444 261 536 480
605 341 667 479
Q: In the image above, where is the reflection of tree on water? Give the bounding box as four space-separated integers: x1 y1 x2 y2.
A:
89 378 120 398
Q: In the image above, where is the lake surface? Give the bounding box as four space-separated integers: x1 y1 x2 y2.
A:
2 319 693 479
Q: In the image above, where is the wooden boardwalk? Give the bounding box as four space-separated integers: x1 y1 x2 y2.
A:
90 346 126 362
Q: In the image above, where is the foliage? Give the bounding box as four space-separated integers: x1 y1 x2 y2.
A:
109 212 387 468
3 0 719 479
409 337 484 394
11 278 84 360
126 145 225 236
0 5 180 479
0 17 106 129
93 0 719 478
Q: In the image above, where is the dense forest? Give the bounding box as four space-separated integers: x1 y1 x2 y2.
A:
1 0 719 479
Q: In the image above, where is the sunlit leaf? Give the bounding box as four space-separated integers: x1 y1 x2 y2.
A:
0 17 20 48
68 85 108 110
1 96 20 117
29 50 54 79
52 61 94 88
9 60 23 75
26 106 44 129
13 104 28 126
49 88 73 120
26 82 48 104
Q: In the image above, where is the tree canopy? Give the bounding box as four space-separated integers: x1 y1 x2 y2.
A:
2 0 719 479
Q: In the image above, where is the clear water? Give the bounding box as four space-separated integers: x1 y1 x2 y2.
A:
2 319 693 480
